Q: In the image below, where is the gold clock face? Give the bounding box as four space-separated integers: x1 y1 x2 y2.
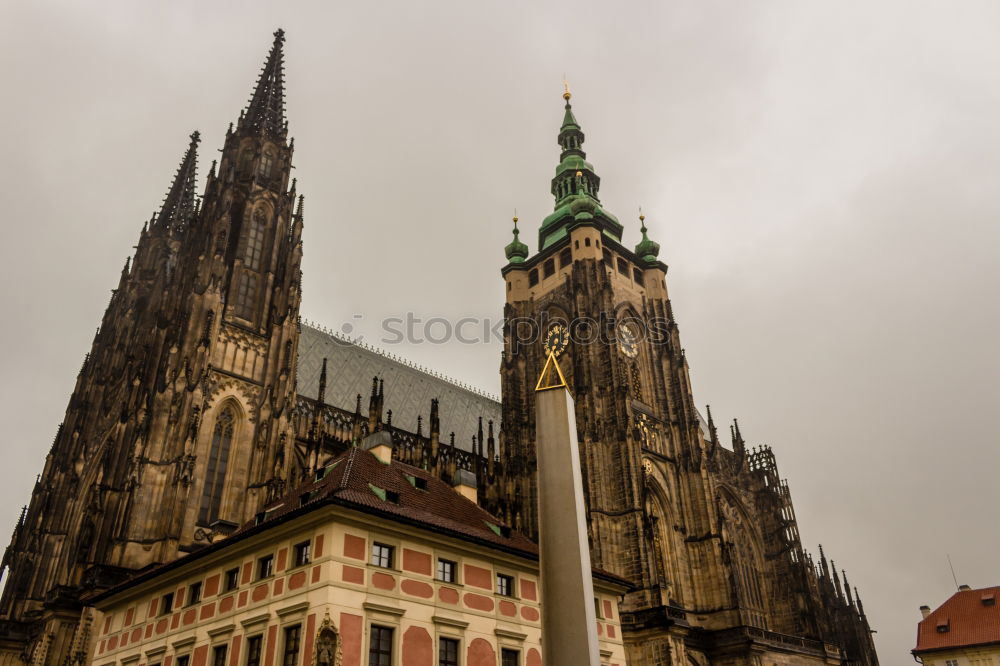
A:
618 321 639 358
544 323 569 356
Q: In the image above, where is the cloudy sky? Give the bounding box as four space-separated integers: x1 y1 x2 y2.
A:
3 0 999 661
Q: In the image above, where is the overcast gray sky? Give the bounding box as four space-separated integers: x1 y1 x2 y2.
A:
3 0 999 662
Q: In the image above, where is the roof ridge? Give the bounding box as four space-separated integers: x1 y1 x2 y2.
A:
301 319 501 403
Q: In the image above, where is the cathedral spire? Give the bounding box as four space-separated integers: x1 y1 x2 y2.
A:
537 87 623 251
239 29 287 140
153 131 200 232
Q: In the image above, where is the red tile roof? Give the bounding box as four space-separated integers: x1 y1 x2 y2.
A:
915 586 1000 653
245 447 539 556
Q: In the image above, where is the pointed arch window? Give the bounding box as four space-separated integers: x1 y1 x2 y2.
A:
199 407 236 525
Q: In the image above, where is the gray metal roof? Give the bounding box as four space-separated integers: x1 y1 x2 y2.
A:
296 323 501 451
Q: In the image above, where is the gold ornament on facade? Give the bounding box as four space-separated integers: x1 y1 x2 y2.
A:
543 322 569 357
617 321 639 358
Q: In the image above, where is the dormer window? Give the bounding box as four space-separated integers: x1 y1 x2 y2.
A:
983 593 996 606
936 618 950 633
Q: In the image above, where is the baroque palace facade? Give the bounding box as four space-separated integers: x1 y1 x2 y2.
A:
0 31 877 666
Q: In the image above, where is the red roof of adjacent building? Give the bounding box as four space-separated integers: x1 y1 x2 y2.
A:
244 446 540 556
915 586 1000 654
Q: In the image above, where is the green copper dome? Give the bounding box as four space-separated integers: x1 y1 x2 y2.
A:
635 213 661 262
505 217 529 263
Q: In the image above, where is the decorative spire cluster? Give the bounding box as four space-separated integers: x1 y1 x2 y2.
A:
153 131 200 232
239 29 287 139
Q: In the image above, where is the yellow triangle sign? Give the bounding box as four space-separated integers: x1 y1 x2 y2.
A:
535 352 569 392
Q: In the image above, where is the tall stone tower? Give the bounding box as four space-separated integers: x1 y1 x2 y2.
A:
0 30 304 666
497 90 878 665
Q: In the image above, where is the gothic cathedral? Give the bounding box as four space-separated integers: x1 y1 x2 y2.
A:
0 31 878 666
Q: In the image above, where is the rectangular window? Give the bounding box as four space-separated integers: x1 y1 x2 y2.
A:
283 625 301 666
496 573 515 597
633 268 645 285
543 258 555 278
368 626 393 666
160 592 174 615
177 657 190 666
246 635 263 666
293 541 312 567
528 269 539 287
371 543 394 569
594 597 602 618
559 247 572 268
438 637 459 666
436 559 456 583
187 582 202 606
501 649 520 666
258 555 274 580
224 567 239 592
603 249 612 266
617 257 629 275
212 645 228 666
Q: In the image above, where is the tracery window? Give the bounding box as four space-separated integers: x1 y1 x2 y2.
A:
199 407 235 525
235 273 258 320
241 210 267 271
258 149 275 179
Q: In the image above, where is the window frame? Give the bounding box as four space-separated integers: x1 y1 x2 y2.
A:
501 648 520 666
438 637 459 666
187 581 202 606
282 624 302 666
224 567 240 593
436 558 457 584
245 634 264 666
367 625 394 666
559 247 572 268
257 554 275 580
293 541 312 568
212 645 228 666
159 592 174 616
496 573 515 597
370 543 395 569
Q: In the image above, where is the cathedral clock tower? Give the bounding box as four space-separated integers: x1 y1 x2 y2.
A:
499 89 739 661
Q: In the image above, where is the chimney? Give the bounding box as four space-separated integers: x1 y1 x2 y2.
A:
362 431 393 464
920 605 931 619
959 584 972 591
451 469 478 504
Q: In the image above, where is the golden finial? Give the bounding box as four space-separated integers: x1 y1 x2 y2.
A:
513 208 519 226
563 77 571 101
639 206 645 223
575 170 583 177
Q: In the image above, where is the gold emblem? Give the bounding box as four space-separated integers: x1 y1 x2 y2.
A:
642 458 654 475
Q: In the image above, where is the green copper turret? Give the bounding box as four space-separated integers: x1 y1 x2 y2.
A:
505 216 529 264
537 87 624 251
634 212 661 263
